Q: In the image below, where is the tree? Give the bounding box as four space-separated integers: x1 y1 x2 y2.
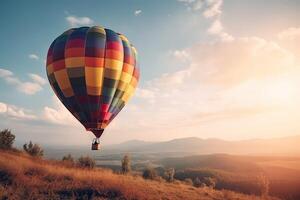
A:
62 154 75 165
143 167 157 180
257 173 269 197
77 156 95 169
0 129 15 150
23 141 44 157
121 154 131 174
164 168 175 182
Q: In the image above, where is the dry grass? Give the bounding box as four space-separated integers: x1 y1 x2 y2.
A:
0 151 280 200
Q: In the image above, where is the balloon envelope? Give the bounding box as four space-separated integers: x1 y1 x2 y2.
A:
46 26 139 138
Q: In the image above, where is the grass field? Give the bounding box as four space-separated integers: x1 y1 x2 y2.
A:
0 150 279 200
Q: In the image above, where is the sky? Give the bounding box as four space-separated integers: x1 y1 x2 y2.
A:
0 0 300 146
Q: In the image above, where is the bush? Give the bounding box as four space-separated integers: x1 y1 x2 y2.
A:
203 177 216 188
77 156 95 169
184 178 193 185
62 154 75 166
121 154 131 174
0 129 15 150
143 168 157 180
23 141 44 157
164 168 175 182
193 177 206 188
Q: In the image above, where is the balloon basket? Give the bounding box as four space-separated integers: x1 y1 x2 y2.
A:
91 138 100 150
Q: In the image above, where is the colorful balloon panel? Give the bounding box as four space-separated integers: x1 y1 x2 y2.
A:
46 26 140 138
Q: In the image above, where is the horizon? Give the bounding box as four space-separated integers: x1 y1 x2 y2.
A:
12 133 300 148
1 0 300 146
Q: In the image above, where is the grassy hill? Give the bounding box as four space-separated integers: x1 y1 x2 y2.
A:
159 154 300 200
0 151 277 200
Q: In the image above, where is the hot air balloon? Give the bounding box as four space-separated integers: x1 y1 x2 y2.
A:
46 26 140 150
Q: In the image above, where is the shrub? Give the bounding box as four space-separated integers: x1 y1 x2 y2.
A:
143 168 157 180
23 141 44 157
121 154 131 174
184 178 193 186
164 168 175 182
203 177 216 188
62 154 75 166
77 156 95 169
193 177 206 188
0 129 15 150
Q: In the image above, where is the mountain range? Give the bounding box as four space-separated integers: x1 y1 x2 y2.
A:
106 135 300 156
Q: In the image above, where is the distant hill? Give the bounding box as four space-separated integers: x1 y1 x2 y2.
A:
0 150 276 200
158 153 300 200
106 135 300 156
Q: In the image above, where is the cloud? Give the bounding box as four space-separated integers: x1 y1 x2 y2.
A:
28 74 47 85
43 96 78 126
178 0 203 11
66 15 94 27
136 88 155 99
207 19 222 34
134 10 142 16
203 0 223 18
0 102 37 120
149 69 191 89
186 37 295 85
277 27 300 40
0 68 13 77
178 0 232 41
18 82 43 95
122 30 299 139
0 102 7 113
178 0 222 17
207 19 233 41
170 50 190 62
277 27 300 60
135 88 156 104
0 68 46 95
29 54 39 60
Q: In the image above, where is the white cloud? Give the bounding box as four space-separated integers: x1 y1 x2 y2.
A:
0 68 13 77
136 88 155 99
135 88 156 104
18 82 43 95
207 19 233 41
43 96 78 126
120 31 299 139
277 27 300 40
28 74 47 85
0 102 7 113
207 19 222 34
134 10 142 16
186 37 295 85
178 0 232 41
171 50 190 62
178 0 203 11
203 0 223 18
29 54 39 60
149 69 191 89
277 27 300 60
178 0 222 16
0 68 45 95
178 0 196 3
66 15 94 27
0 102 37 120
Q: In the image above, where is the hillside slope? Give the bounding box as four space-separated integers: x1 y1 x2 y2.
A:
0 151 278 200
